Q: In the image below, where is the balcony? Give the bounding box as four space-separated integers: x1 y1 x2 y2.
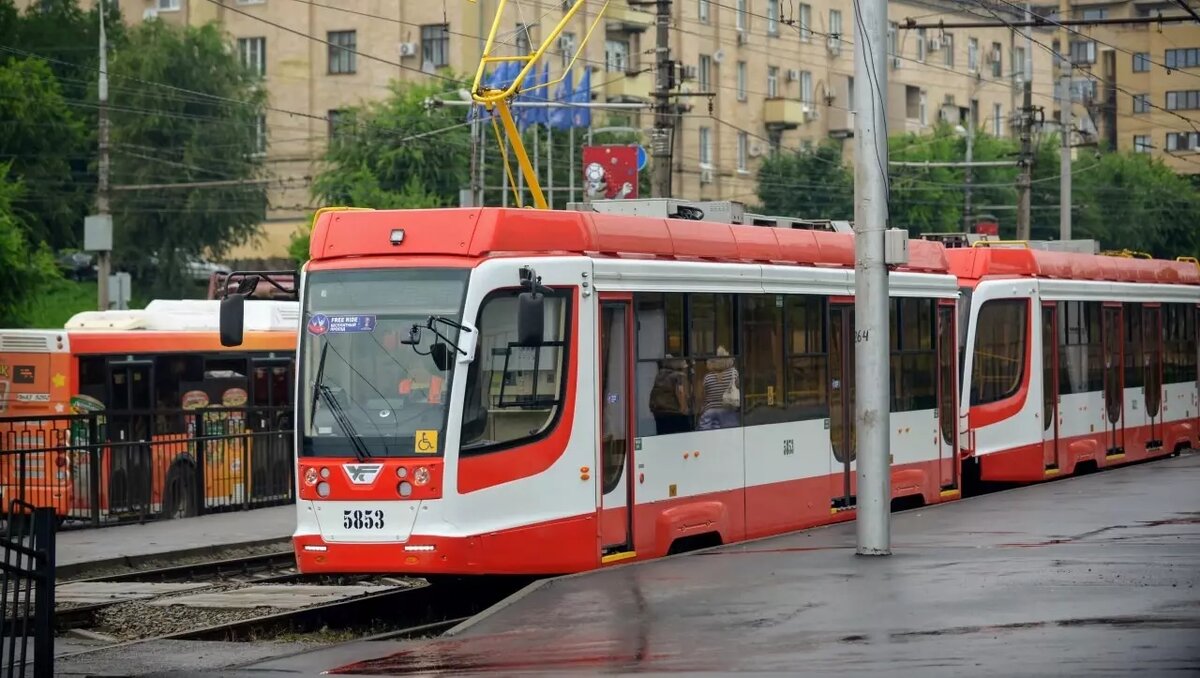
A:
606 2 654 33
763 98 811 129
605 70 653 102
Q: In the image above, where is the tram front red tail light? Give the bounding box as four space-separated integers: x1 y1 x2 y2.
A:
398 481 413 497
316 481 330 497
413 467 430 486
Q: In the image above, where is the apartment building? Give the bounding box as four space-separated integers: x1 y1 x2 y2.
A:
1049 0 1200 174
30 0 1058 259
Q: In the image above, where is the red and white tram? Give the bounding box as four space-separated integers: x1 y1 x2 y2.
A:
218 202 1199 577
951 246 1199 482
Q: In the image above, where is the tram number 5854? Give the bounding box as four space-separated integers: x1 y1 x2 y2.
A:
343 509 385 530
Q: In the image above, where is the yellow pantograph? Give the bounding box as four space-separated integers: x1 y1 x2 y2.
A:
467 0 609 209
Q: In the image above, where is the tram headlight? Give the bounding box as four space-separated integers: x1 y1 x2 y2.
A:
398 481 413 497
304 467 319 486
413 466 430 486
316 481 330 497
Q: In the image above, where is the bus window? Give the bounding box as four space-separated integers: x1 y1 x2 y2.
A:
155 356 204 432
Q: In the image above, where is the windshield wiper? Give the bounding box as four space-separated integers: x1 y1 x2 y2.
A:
315 384 370 462
309 342 370 462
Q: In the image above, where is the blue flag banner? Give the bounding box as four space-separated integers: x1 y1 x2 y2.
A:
549 68 574 130
573 67 591 129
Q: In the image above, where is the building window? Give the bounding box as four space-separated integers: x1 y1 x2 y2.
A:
1134 135 1151 153
968 37 978 72
1133 93 1149 113
944 33 955 67
917 28 926 62
158 0 180 11
1133 52 1150 72
737 132 748 172
605 39 629 73
829 10 842 39
237 37 265 77
1166 90 1200 110
699 126 712 166
1081 8 1107 20
767 66 779 97
698 0 709 23
1165 48 1200 69
970 299 1027 405
736 61 747 101
905 85 920 119
420 24 449 68
328 109 350 141
253 114 266 155
920 90 928 126
888 22 898 57
1014 46 1026 80
328 30 356 74
799 3 811 42
699 54 711 91
767 0 779 35
1069 40 1096 64
1166 132 1200 151
993 103 1002 136
736 0 747 33
515 23 531 54
991 42 1002 77
800 70 812 103
558 32 576 69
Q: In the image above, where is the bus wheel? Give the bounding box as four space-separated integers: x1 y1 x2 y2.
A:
162 462 199 519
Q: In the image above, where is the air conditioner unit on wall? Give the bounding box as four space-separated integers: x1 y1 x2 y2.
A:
682 64 699 80
143 7 158 19
786 69 800 82
827 36 841 55
399 42 418 58
928 36 942 51
699 167 714 184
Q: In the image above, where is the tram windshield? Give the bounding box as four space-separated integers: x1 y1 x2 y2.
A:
300 268 469 458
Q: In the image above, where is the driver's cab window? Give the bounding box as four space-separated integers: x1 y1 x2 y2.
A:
460 289 571 453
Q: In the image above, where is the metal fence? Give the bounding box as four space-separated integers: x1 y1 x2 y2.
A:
1 501 56 678
0 406 294 528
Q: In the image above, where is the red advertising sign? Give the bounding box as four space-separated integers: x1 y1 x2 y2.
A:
582 145 639 200
974 220 999 236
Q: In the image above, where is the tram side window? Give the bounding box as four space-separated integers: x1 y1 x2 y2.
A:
1124 303 1144 389
1164 303 1199 383
459 291 570 454
155 355 204 433
889 298 936 412
1057 301 1103 394
970 299 1027 405
688 293 740 431
741 295 786 426
784 295 828 421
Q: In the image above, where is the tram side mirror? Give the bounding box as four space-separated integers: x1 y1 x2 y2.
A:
430 342 451 372
517 291 544 346
220 293 246 347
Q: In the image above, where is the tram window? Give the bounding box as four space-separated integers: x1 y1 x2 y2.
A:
970 299 1028 406
741 295 786 425
1124 304 1144 389
1057 301 1100 395
459 290 570 454
784 295 827 420
890 298 937 412
689 294 735 357
635 293 685 361
155 355 204 433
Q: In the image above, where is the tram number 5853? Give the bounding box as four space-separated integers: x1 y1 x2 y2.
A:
343 509 385 530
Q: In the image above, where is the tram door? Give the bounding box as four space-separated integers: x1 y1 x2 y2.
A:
1102 305 1125 455
1041 304 1061 470
936 303 959 489
106 360 154 516
828 304 856 510
598 299 635 559
1142 306 1164 449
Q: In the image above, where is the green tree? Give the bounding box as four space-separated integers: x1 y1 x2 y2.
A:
109 19 267 296
755 141 854 219
0 164 62 326
0 57 88 248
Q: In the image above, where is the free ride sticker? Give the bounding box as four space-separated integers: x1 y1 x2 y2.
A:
307 314 377 335
415 430 438 454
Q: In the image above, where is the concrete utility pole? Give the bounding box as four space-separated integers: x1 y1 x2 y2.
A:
1016 1 1035 239
963 121 974 232
852 0 891 556
1058 0 1073 241
96 0 111 311
651 0 673 198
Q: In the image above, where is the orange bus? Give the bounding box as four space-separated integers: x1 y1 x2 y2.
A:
0 299 298 524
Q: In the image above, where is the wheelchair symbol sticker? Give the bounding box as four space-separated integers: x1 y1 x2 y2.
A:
415 430 438 454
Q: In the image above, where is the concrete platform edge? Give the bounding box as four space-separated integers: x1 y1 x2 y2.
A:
444 577 553 637
56 536 292 580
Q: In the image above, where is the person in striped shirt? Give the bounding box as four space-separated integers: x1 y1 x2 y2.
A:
698 346 740 430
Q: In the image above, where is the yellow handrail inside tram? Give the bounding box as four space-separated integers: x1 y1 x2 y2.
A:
971 240 1030 248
